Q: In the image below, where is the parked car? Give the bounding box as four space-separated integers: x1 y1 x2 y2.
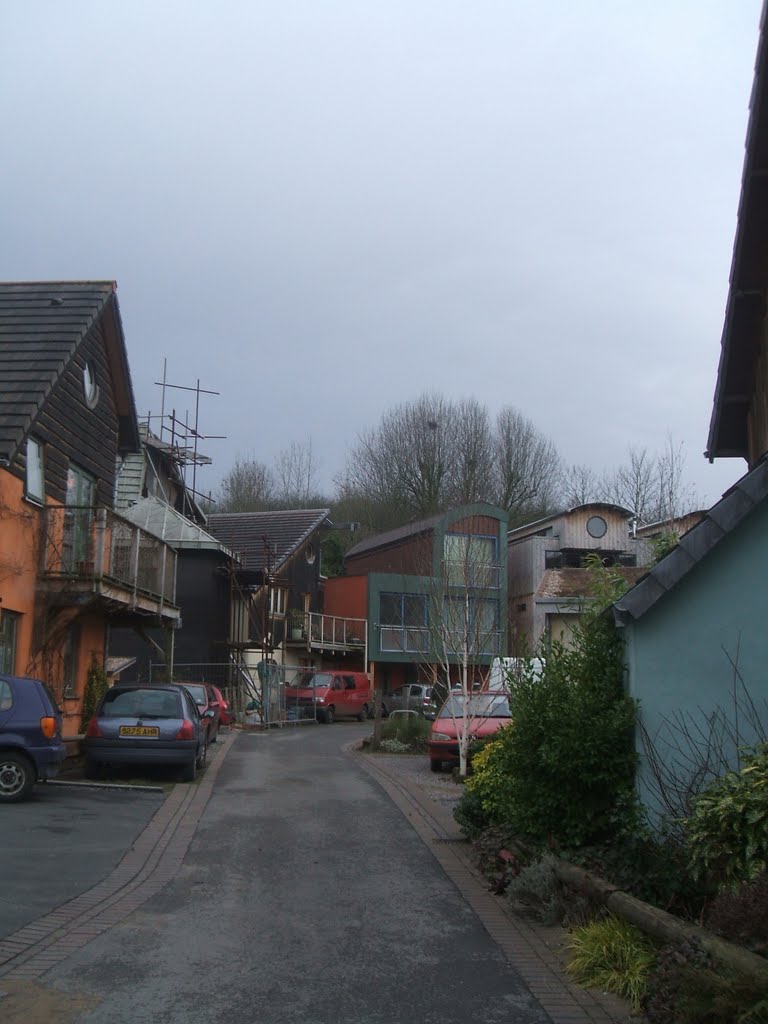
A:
209 685 232 725
381 683 436 719
283 671 373 723
0 674 67 802
428 690 512 772
83 684 212 782
168 682 221 743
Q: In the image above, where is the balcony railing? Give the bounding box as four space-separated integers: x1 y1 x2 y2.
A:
377 623 501 657
303 612 366 650
41 505 177 608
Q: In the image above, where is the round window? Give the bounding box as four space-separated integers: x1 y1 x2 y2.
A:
83 362 99 408
586 515 607 539
305 543 316 564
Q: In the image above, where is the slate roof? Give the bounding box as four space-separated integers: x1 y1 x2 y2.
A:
345 512 444 561
612 456 768 623
0 280 137 463
537 566 647 601
207 509 332 574
707 2 768 460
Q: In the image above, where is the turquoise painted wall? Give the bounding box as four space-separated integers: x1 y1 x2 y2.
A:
623 499 768 822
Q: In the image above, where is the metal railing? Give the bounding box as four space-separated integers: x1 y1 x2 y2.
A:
41 505 177 606
377 623 502 657
303 612 366 650
441 559 502 589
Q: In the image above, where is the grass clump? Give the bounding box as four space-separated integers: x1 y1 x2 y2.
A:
567 915 655 1011
380 714 431 752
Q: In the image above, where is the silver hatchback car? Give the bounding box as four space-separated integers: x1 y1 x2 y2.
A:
382 684 437 719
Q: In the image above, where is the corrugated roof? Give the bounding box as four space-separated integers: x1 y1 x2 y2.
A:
207 508 331 573
0 280 126 462
122 497 235 555
612 456 768 622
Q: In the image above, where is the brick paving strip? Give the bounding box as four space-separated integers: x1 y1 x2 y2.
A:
353 748 639 1024
0 731 237 983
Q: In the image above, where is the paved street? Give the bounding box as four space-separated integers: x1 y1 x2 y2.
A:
0 784 164 939
2 724 551 1024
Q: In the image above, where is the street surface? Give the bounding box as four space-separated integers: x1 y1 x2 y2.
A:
5 723 550 1023
1 784 163 938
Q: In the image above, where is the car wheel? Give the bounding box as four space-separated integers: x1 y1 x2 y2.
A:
430 760 442 773
0 751 35 802
324 706 335 724
195 742 207 770
181 753 197 782
357 705 368 722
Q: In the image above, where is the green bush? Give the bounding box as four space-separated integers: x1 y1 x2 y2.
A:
380 714 431 752
567 915 656 1011
452 788 489 839
80 658 109 731
686 743 768 890
464 613 639 847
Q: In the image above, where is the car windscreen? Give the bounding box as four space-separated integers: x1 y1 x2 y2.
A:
295 673 333 688
182 684 208 704
438 694 511 719
101 689 181 718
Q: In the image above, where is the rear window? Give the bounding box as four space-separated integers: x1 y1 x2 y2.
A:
100 689 181 719
0 679 12 710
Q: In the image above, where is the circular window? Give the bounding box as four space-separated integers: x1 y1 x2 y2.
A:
83 362 99 408
586 515 607 539
305 543 316 564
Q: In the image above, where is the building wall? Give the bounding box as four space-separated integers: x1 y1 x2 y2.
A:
323 575 368 620
345 533 433 575
747 324 768 465
0 472 41 673
622 499 768 821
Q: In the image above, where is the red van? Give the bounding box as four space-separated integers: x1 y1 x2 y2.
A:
284 671 373 723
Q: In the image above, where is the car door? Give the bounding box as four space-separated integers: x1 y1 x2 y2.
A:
388 686 405 713
341 675 358 716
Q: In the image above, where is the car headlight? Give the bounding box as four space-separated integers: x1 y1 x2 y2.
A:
430 732 452 741
314 696 325 703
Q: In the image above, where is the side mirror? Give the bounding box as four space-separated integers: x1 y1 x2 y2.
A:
203 709 216 719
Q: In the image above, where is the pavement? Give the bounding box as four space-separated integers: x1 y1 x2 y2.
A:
0 727 638 1024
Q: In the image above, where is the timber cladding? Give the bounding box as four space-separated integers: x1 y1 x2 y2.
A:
0 282 140 509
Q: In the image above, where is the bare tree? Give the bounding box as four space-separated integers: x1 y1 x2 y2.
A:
560 463 600 507
655 435 699 522
217 455 274 512
600 446 658 521
274 440 322 508
492 407 562 523
447 398 494 506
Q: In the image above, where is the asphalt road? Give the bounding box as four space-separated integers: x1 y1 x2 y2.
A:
0 783 164 939
16 724 550 1024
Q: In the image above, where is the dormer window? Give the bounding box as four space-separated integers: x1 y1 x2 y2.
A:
83 362 99 408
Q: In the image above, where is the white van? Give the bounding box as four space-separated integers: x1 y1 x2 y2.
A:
488 657 544 691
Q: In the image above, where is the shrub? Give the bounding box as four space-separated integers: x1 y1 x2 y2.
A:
80 658 109 731
686 743 768 890
705 872 768 956
379 738 410 753
380 714 431 752
642 941 768 1024
452 788 489 839
464 615 639 847
505 853 565 925
567 915 656 1011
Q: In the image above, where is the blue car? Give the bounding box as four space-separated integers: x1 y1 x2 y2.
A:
0 674 67 802
83 684 213 782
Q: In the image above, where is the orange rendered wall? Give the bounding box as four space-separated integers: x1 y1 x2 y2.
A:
323 575 367 620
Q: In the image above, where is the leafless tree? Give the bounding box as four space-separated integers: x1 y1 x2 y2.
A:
216 455 275 512
492 407 562 524
560 463 600 507
274 440 322 508
655 434 699 523
336 393 562 531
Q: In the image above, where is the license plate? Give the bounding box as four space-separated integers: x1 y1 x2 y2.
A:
119 726 160 738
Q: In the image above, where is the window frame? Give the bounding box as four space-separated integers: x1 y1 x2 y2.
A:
25 437 45 503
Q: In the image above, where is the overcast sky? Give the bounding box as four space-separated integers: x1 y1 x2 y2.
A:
1 1 762 509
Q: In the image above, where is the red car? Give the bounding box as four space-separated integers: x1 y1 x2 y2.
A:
428 690 511 772
209 685 232 725
169 683 222 743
